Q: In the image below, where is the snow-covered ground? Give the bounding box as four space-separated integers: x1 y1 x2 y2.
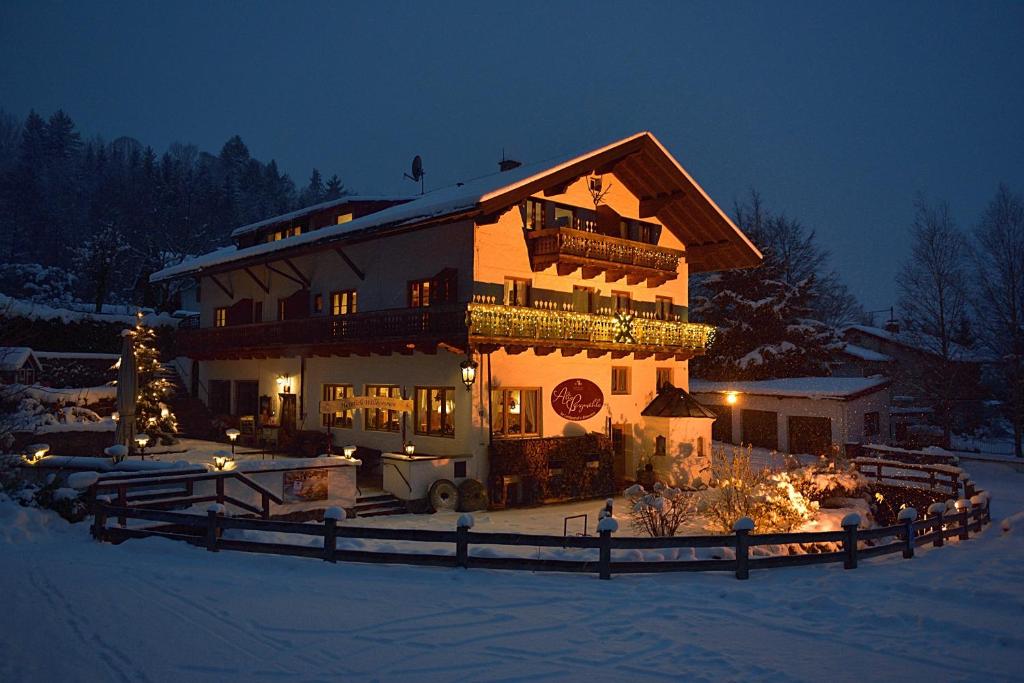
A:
1 461 1022 682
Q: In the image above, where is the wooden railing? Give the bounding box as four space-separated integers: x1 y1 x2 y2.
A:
93 493 991 581
176 304 468 356
527 227 682 274
852 457 963 497
91 470 285 522
466 303 714 351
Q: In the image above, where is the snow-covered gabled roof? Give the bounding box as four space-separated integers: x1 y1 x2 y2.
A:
840 343 892 362
690 376 890 401
0 347 41 372
151 131 763 283
641 384 718 418
841 325 990 363
229 194 415 239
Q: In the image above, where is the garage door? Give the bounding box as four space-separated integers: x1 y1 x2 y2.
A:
741 409 778 450
788 416 832 456
709 405 733 443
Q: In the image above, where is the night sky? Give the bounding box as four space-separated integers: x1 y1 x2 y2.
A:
2 1 1022 312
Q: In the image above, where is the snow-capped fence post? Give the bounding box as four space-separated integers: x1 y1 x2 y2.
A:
91 496 110 541
206 504 225 552
456 514 474 569
841 513 860 569
927 502 946 547
323 507 345 563
897 507 917 559
733 517 755 580
597 515 618 580
955 499 971 541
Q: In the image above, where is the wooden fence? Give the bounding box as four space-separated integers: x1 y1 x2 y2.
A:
92 493 992 581
852 457 966 498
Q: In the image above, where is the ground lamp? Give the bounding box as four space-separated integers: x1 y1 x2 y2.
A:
460 357 478 391
226 428 241 455
343 445 357 459
24 443 49 464
212 450 232 471
403 441 416 456
134 433 150 459
111 411 120 423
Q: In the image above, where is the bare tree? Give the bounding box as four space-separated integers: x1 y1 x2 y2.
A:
972 184 1024 458
897 197 972 447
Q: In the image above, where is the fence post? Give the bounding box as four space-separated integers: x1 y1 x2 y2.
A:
91 496 110 541
897 507 917 559
955 499 971 540
117 485 127 528
206 503 224 552
733 517 754 580
323 506 344 563
216 476 225 505
970 494 988 530
597 515 618 580
926 502 946 547
456 514 474 569
841 513 860 569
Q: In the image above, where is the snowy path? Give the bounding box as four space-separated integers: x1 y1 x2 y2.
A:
2 462 1023 682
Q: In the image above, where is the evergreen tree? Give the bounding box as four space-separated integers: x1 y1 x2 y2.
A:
692 192 842 381
324 174 345 200
129 313 178 444
302 168 325 205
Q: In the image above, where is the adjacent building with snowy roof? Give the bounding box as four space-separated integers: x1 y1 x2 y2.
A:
150 131 762 503
0 347 42 385
690 376 891 456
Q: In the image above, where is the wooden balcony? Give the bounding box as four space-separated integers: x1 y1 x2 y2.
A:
465 303 713 360
526 227 682 286
176 303 714 361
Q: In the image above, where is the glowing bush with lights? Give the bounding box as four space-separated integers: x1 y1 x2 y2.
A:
623 482 698 537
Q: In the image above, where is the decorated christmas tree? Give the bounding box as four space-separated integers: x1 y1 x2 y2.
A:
131 312 179 443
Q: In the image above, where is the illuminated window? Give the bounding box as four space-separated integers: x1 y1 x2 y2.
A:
490 388 540 437
656 367 673 390
415 386 455 437
364 385 401 432
331 290 357 315
655 296 673 320
521 199 544 230
504 278 531 307
322 384 353 428
409 279 431 307
553 205 573 228
336 213 353 224
214 307 227 327
611 367 630 394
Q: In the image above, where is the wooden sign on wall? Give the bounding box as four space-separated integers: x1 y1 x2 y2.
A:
319 396 413 413
551 378 604 421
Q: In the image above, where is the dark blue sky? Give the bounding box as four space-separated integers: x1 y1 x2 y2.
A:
2 1 1022 312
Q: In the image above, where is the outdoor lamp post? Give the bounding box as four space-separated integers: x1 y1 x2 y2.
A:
460 357 478 391
343 445 357 459
134 433 150 460
226 428 240 455
403 441 416 456
212 450 231 471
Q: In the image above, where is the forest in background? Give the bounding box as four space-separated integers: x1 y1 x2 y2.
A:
0 108 346 311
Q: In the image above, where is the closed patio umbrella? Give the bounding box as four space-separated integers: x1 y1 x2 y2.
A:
115 329 137 449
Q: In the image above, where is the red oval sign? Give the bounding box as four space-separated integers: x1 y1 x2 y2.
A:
551 378 604 421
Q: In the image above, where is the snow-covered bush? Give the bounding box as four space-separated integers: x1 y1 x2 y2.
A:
0 263 77 304
624 482 698 537
0 462 88 523
701 445 819 534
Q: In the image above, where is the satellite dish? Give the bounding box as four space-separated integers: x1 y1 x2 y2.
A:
404 155 425 194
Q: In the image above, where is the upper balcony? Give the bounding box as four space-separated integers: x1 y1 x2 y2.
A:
526 227 683 286
176 303 713 362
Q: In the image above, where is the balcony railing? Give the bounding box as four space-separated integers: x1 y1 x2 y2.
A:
176 303 714 359
527 227 682 278
465 303 713 352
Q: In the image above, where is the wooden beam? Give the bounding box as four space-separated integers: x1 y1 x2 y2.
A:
333 248 365 281
556 262 579 277
534 347 556 356
581 266 602 280
604 269 625 283
543 179 574 197
633 351 653 360
638 190 685 218
207 274 232 299
437 342 467 356
655 352 673 361
646 276 668 288
243 267 270 294
625 273 645 286
282 258 311 287
587 349 608 359
266 263 304 287
611 350 629 359
560 348 583 357
504 345 528 355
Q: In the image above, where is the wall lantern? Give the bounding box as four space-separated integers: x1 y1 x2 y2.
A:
276 375 292 393
225 428 241 455
111 411 120 423
725 391 739 405
460 358 478 391
403 441 416 456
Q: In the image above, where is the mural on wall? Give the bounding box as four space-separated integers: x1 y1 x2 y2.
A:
551 378 604 421
282 468 329 502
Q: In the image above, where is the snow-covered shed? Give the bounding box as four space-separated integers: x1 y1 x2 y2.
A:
640 384 717 486
0 347 42 385
690 377 891 456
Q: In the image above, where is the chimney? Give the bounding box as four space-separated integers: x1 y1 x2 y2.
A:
884 319 900 335
499 158 522 172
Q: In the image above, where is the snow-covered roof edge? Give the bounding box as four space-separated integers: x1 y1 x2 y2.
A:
842 325 991 363
229 194 416 239
690 376 891 400
0 347 41 371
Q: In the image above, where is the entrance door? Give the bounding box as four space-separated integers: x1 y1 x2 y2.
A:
611 423 632 485
279 393 298 433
